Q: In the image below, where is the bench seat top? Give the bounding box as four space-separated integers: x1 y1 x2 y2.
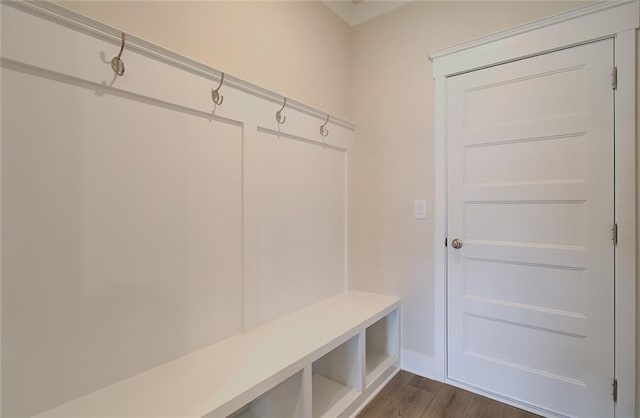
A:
38 291 400 418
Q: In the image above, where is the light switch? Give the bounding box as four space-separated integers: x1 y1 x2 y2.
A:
414 200 427 219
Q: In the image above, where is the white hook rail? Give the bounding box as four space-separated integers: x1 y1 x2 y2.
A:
10 0 355 131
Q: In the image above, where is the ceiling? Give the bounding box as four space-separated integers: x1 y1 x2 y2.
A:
322 0 411 26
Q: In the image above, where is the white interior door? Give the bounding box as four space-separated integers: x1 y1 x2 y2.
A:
446 39 614 417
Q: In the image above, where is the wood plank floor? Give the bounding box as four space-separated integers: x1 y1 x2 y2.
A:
357 371 541 418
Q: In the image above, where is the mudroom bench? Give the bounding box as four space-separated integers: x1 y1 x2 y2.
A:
38 291 401 418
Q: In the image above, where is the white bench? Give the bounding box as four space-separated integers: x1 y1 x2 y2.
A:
38 291 401 418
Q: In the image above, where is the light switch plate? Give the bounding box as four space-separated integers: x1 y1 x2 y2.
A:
414 200 427 219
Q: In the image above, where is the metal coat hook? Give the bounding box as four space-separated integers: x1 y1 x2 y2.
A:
211 73 225 105
320 114 330 137
276 97 287 124
111 32 126 76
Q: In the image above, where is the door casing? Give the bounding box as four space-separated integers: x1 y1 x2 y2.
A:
429 1 638 416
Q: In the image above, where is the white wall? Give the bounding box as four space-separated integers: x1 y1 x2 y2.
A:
56 0 352 120
348 0 589 375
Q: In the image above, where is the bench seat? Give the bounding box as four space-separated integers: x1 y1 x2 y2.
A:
38 291 401 418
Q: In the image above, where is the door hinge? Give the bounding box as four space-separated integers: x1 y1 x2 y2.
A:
612 66 617 90
612 224 618 246
612 378 618 402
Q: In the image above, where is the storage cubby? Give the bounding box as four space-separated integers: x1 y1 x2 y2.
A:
312 335 361 418
228 371 305 418
365 310 399 386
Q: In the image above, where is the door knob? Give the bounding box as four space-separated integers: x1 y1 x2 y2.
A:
451 238 463 249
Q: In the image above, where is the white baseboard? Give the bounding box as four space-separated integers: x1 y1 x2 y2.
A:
400 349 437 380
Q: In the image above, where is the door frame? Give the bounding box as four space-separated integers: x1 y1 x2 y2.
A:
429 1 639 416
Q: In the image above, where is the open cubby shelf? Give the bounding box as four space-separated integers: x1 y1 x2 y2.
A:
312 334 361 417
228 372 305 418
365 309 399 386
312 374 358 418
226 308 400 418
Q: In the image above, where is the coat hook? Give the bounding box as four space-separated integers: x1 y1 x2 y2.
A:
211 72 225 105
320 114 330 137
111 32 126 76
276 97 287 124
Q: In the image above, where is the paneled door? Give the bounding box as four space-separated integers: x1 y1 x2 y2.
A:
446 39 615 417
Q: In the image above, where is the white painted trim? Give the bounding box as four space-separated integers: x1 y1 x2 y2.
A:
344 148 350 294
429 1 639 78
400 349 436 380
432 75 447 383
429 1 635 61
321 0 410 27
7 0 356 131
430 2 639 416
612 29 637 418
0 1 3 410
242 123 260 332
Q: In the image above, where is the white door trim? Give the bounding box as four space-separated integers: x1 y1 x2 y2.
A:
430 2 639 417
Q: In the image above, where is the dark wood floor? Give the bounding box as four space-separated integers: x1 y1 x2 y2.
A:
357 371 541 418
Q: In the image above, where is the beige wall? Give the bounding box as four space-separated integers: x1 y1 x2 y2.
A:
348 0 589 365
56 0 352 120
7 0 639 412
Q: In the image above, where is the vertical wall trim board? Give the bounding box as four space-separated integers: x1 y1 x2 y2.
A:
433 76 447 382
0 2 3 409
243 123 260 332
344 149 350 293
